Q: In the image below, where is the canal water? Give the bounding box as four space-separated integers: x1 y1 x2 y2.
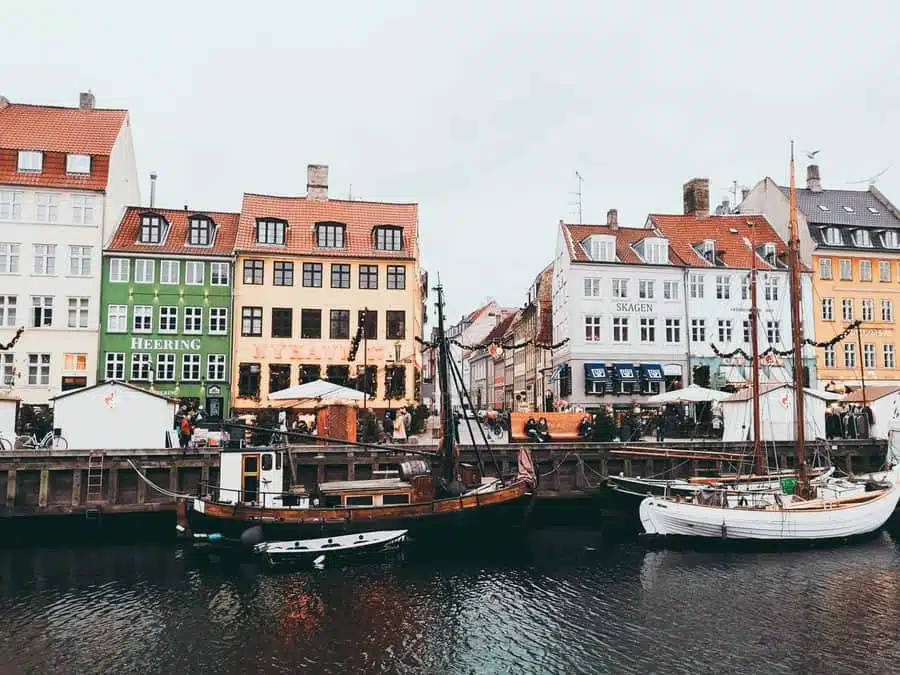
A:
2 523 900 674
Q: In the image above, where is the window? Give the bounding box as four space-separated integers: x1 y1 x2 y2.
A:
691 319 706 342
689 274 704 299
665 318 681 343
189 217 212 245
584 278 602 297
238 363 261 397
72 195 94 224
885 345 896 369
156 353 176 381
387 265 406 290
880 261 892 282
0 243 20 274
184 307 203 334
68 246 92 276
359 265 378 289
767 321 781 344
0 191 23 220
737 274 748 300
844 343 856 368
159 306 178 333
182 354 201 381
131 353 152 381
27 353 50 385
67 297 88 328
612 317 629 342
761 243 777 265
299 364 321 384
862 299 874 322
207 354 227 381
715 275 730 300
839 259 852 280
640 317 655 342
66 153 91 174
359 309 378 339
643 240 667 264
256 219 286 245
842 299 854 322
854 230 873 248
107 304 127 332
301 309 322 339
185 261 204 285
819 259 832 280
268 364 291 394
0 296 16 327
273 261 293 286
385 365 406 398
330 310 350 339
31 296 53 328
35 194 58 222
718 320 732 343
331 264 351 288
638 280 655 299
587 237 614 262
125 305 150 335
302 262 322 287
387 311 406 339
210 262 229 286
160 260 179 284
863 343 876 369
134 259 154 284
374 226 403 251
33 244 56 275
743 320 751 343
883 231 900 249
315 222 345 248
104 352 125 380
242 306 263 336
271 308 293 338
612 279 628 299
884 300 895 322
762 275 778 301
701 239 716 263
243 259 264 285
18 151 42 172
663 281 679 300
584 316 602 341
139 215 164 244
824 345 836 368
0 353 13 385
860 260 872 281
209 307 228 334
821 298 834 321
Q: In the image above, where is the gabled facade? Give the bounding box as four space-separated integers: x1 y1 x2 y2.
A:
0 93 139 405
99 207 239 419
442 299 506 411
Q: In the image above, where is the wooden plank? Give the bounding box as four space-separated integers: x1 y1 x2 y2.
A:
6 469 15 508
71 469 82 507
108 468 119 505
38 469 49 508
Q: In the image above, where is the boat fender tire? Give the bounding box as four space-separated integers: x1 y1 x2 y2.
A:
240 525 264 548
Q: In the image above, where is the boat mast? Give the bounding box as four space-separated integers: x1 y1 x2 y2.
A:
748 221 765 475
434 283 456 483
788 141 810 492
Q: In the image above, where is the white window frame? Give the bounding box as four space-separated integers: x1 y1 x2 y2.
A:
860 260 873 281
185 261 204 285
0 243 20 274
184 306 203 334
0 296 17 327
159 306 178 334
819 258 832 279
209 307 228 335
584 315 602 342
130 353 152 381
66 297 89 329
691 318 706 343
718 319 733 343
134 259 154 284
66 154 91 175
107 304 128 333
715 275 730 300
156 353 176 382
863 343 876 369
18 151 43 173
33 244 56 275
159 260 180 285
207 354 227 381
862 298 874 322
72 195 95 225
824 227 841 245
583 278 602 298
839 259 852 281
689 274 704 299
31 296 53 328
182 354 202 381
35 193 58 223
210 262 229 286
842 299 854 322
844 343 856 368
105 352 125 380
612 317 629 343
612 279 628 299
663 281 679 301
885 344 896 369
823 345 836 368
68 245 92 276
0 191 23 221
883 300 895 323
109 258 130 283
665 318 681 343
639 317 655 342
638 280 655 300
26 353 51 385
133 305 153 333
821 298 834 321
880 261 892 282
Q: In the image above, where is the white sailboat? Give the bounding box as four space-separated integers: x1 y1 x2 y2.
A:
639 144 900 542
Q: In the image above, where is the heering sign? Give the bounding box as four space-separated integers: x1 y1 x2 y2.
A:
131 337 202 351
615 302 654 313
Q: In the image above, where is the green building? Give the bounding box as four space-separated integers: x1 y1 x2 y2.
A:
99 207 239 420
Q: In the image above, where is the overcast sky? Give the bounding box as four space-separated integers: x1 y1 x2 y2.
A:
5 1 900 321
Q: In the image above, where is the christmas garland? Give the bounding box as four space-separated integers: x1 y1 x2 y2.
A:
415 336 570 352
710 320 862 360
0 327 24 351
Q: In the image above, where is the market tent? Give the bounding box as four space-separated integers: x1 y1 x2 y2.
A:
268 379 370 403
645 384 731 405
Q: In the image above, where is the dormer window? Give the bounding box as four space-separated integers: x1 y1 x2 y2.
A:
762 243 776 265
374 226 403 251
641 238 668 265
823 227 842 246
139 214 165 244
256 219 286 245
854 229 873 248
17 151 42 173
188 217 214 246
702 239 716 263
585 236 614 262
883 231 900 249
316 222 346 248
66 154 91 175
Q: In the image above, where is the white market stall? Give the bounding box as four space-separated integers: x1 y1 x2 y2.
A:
51 381 178 450
842 386 900 440
0 393 19 447
722 383 841 442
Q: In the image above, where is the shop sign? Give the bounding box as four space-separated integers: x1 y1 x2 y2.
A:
722 354 784 367
615 302 654 313
861 328 893 337
207 385 222 396
131 337 202 351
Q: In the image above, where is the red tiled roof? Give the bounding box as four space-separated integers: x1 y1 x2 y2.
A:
649 214 787 270
843 386 900 403
484 312 518 343
0 103 127 154
561 222 683 264
107 207 240 257
0 149 110 191
235 193 418 260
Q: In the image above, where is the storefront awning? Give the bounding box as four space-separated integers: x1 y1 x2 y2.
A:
641 364 664 381
584 363 609 381
614 363 638 381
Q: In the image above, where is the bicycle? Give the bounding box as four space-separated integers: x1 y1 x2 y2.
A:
0 432 12 451
15 430 68 450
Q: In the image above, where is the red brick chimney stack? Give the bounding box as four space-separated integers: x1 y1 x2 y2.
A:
607 208 619 231
807 164 823 192
683 178 710 218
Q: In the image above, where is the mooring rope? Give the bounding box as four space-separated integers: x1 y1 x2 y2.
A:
126 459 193 500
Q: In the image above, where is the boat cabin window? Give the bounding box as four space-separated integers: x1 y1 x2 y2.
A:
345 495 375 507
323 495 342 508
243 456 258 473
382 493 410 505
275 453 282 470
262 453 273 471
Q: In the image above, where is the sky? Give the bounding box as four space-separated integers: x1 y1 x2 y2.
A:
5 1 900 322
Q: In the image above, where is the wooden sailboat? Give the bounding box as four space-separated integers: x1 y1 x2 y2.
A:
639 144 900 541
177 283 534 543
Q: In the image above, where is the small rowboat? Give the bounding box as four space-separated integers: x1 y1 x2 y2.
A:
253 529 408 566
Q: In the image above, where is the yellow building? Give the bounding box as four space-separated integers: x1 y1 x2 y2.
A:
231 165 421 413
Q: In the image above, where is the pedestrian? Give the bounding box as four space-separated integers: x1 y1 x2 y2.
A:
393 408 408 443
179 410 194 450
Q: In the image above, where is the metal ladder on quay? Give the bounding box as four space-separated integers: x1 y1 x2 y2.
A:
85 451 104 520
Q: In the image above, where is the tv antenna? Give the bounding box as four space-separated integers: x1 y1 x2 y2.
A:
848 165 893 187
572 171 583 224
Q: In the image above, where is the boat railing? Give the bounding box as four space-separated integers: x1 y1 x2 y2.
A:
198 481 309 508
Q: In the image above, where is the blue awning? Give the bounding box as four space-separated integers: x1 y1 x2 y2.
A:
584 363 608 381
614 364 638 381
641 364 664 381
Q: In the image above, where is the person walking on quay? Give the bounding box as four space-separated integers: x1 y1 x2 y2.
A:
179 410 195 450
393 408 408 443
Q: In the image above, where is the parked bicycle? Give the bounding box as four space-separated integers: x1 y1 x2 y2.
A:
15 430 68 450
0 431 12 451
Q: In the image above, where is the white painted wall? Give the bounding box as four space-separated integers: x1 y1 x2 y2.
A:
218 449 284 507
103 120 141 245
864 393 900 439
0 398 17 444
722 388 828 441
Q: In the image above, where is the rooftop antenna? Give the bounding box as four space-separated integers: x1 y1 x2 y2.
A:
572 171 583 224
848 165 893 187
348 183 353 200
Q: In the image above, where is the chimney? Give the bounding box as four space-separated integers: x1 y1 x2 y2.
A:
607 208 618 230
79 91 95 110
741 187 751 201
807 164 823 192
149 172 158 208
683 178 710 217
307 164 329 200
0 96 9 111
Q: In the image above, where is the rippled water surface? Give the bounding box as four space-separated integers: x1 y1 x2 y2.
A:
3 525 900 674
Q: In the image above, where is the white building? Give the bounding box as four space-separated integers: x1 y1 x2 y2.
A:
0 393 18 445
721 383 836 442
0 92 140 406
51 381 177 450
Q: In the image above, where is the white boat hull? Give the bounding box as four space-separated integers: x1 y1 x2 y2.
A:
254 529 408 558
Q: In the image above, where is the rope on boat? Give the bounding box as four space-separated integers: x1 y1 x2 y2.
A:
126 459 193 500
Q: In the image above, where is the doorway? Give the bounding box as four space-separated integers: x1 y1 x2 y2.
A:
207 396 223 421
241 453 260 503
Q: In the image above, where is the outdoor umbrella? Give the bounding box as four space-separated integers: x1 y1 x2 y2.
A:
645 383 731 405
268 379 370 404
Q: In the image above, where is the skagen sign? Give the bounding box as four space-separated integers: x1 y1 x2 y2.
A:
131 337 202 351
615 302 654 313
